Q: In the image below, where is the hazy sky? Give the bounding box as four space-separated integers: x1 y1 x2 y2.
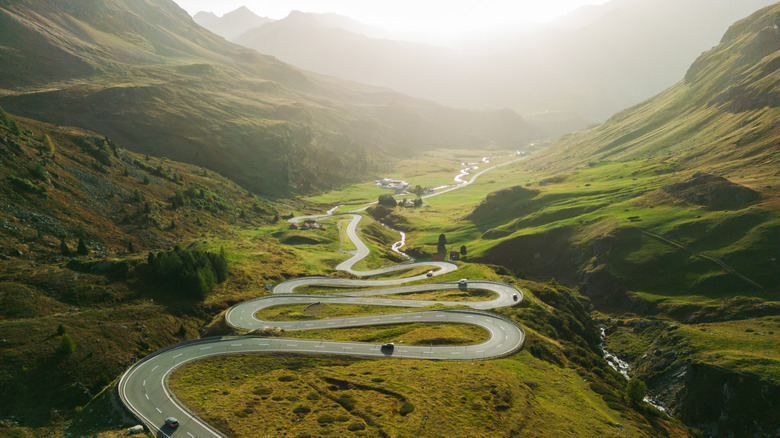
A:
173 0 611 39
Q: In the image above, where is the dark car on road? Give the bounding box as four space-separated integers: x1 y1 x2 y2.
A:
165 417 179 428
381 342 394 351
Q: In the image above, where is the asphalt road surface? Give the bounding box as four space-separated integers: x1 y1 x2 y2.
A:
119 166 526 437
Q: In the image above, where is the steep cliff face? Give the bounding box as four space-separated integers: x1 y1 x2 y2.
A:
676 363 780 437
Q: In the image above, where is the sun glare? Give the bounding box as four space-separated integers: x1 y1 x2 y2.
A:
176 0 611 43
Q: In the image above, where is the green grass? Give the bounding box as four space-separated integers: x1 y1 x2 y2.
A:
255 303 423 321
303 182 389 207
371 288 497 302
282 323 489 346
678 317 780 381
169 352 683 438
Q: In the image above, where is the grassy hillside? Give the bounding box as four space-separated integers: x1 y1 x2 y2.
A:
170 276 692 438
528 4 779 182
0 108 288 434
0 0 531 198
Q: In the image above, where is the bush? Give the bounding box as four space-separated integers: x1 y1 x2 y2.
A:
399 401 415 416
336 394 356 411
9 176 41 193
30 164 48 180
292 405 311 414
317 414 335 424
347 422 366 431
377 194 396 207
626 378 646 404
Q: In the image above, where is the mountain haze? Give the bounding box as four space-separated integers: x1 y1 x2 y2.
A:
0 0 530 197
225 0 778 134
193 6 274 42
530 2 780 179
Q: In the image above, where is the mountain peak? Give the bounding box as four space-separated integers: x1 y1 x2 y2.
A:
223 5 257 19
193 5 274 41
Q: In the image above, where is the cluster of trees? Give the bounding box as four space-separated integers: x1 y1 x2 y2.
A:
60 237 90 256
436 234 467 258
171 185 229 212
146 246 228 299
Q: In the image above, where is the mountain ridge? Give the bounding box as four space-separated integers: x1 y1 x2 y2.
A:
0 0 531 198
223 0 777 135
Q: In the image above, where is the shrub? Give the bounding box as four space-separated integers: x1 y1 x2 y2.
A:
399 401 415 416
626 378 646 404
9 176 41 193
317 414 335 424
336 394 356 411
30 164 48 180
377 194 396 207
347 423 365 431
292 405 311 414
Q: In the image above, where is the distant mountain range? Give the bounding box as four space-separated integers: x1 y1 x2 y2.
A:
193 6 274 41
198 0 778 136
0 0 531 197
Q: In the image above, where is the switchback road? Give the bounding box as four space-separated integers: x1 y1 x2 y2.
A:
118 162 526 438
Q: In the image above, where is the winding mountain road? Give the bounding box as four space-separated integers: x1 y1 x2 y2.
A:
118 159 526 438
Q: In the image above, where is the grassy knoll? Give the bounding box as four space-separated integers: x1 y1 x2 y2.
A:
282 323 489 346
350 217 407 271
371 288 498 302
256 303 423 321
338 218 357 251
170 351 686 438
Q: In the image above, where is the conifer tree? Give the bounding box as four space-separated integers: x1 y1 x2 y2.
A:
0 105 8 126
43 134 55 155
59 333 76 354
60 238 71 256
76 237 89 255
9 120 21 136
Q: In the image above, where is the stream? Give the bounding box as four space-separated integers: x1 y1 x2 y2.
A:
599 327 669 413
